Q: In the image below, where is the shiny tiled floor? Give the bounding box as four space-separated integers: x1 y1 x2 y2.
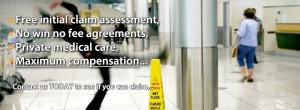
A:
1 44 300 110
217 48 300 110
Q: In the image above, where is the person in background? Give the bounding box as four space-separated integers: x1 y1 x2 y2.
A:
252 8 262 64
106 25 119 44
118 23 129 44
113 24 120 44
236 8 258 82
113 23 129 44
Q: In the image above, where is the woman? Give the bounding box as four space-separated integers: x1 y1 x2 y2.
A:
113 23 129 44
41 1 111 109
40 1 167 109
113 24 120 44
118 23 129 44
236 8 258 82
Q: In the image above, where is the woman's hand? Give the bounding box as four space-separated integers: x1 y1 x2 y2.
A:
49 0 62 9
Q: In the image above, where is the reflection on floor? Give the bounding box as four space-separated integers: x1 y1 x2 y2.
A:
217 48 300 110
1 40 300 110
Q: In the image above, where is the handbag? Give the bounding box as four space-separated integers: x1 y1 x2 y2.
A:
231 37 238 58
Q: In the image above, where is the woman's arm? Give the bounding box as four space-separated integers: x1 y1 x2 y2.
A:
237 21 247 38
38 7 51 18
60 1 79 18
49 1 80 27
60 1 80 27
49 0 79 17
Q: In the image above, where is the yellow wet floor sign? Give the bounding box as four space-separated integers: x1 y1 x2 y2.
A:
148 59 165 110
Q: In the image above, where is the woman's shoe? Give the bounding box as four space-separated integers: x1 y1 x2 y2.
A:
240 76 247 82
247 79 254 82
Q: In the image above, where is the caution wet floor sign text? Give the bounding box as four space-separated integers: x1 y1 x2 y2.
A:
148 59 165 110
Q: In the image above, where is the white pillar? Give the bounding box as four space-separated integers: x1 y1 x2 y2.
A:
158 0 172 64
223 1 230 47
126 0 134 31
135 0 149 51
158 0 170 33
175 0 218 109
125 0 135 45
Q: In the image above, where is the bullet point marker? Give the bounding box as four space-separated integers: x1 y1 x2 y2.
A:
8 58 14 64
8 32 14 36
8 18 14 23
8 45 14 50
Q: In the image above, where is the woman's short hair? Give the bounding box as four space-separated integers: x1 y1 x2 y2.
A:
244 8 255 19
